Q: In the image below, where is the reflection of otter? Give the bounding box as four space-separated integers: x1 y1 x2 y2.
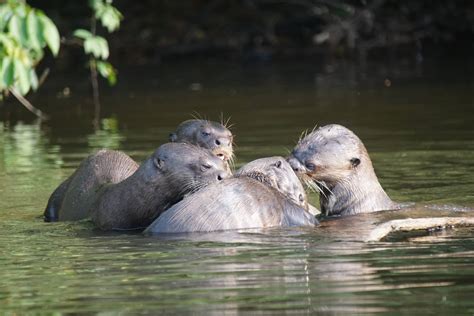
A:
288 124 398 216
169 119 234 162
145 157 317 233
43 143 231 230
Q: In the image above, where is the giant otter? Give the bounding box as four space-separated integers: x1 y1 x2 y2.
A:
144 157 317 234
44 143 231 230
235 157 315 213
287 124 399 216
169 119 234 162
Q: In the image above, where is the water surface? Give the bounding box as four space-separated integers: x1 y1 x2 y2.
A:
1 60 474 314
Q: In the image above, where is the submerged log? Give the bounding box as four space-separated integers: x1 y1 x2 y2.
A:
365 217 474 242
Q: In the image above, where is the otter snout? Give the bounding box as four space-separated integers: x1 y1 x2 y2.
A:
217 170 231 181
212 147 233 162
287 156 306 174
215 137 231 147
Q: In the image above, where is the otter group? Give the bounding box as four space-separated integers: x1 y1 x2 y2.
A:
44 119 398 233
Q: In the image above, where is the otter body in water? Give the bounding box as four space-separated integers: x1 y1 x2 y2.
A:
44 143 231 230
287 124 398 216
145 157 317 234
169 119 234 162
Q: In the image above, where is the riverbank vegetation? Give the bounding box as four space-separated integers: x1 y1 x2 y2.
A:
1 0 473 120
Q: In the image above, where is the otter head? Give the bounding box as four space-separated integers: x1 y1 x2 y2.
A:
287 124 368 186
169 119 234 162
148 143 231 195
236 157 309 210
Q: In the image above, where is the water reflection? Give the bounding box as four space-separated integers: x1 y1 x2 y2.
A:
87 117 124 150
0 61 474 314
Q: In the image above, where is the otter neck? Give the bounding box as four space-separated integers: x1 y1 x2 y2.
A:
320 159 397 216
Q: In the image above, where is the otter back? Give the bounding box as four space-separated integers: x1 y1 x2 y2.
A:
144 177 317 234
45 150 139 221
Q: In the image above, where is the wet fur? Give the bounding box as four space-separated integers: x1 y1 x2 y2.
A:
145 157 317 234
44 150 139 222
169 119 234 163
288 124 398 216
44 143 230 230
235 156 310 211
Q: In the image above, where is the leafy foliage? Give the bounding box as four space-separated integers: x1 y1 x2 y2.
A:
90 0 123 33
74 0 122 86
0 0 60 97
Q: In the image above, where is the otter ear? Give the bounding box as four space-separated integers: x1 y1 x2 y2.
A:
169 133 177 142
153 157 164 170
350 158 361 168
274 160 282 168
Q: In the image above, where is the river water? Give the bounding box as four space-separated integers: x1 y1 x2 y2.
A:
1 60 473 314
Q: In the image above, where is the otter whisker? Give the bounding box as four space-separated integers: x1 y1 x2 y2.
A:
219 112 224 126
315 179 332 199
225 117 233 129
298 129 308 143
301 175 327 198
190 111 204 120
219 113 233 130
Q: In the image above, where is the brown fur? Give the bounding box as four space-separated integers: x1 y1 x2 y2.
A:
288 124 399 216
44 143 231 230
145 157 317 233
169 119 234 162
235 156 312 211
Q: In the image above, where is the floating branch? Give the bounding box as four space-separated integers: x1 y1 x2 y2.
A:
365 217 474 242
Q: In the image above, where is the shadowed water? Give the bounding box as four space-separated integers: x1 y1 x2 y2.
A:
0 60 473 314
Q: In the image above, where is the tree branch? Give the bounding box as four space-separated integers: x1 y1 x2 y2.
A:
8 88 48 120
365 217 474 242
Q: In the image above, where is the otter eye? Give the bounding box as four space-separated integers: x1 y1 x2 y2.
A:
299 194 304 202
201 163 212 172
201 131 211 137
305 162 316 171
274 161 282 168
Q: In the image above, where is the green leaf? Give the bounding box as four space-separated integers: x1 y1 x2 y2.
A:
73 28 93 40
0 57 6 90
2 57 14 87
84 35 109 59
38 12 60 56
27 9 44 53
96 37 109 59
89 0 102 12
89 0 122 33
28 68 38 91
100 6 122 32
8 14 28 47
84 37 99 58
0 33 16 54
0 5 13 30
96 60 117 85
14 59 30 95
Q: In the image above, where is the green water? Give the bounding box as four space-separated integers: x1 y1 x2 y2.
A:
1 60 474 314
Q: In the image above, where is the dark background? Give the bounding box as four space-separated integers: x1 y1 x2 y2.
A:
28 0 474 66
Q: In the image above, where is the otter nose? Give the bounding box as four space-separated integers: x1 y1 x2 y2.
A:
287 156 305 174
217 171 229 181
215 138 230 147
